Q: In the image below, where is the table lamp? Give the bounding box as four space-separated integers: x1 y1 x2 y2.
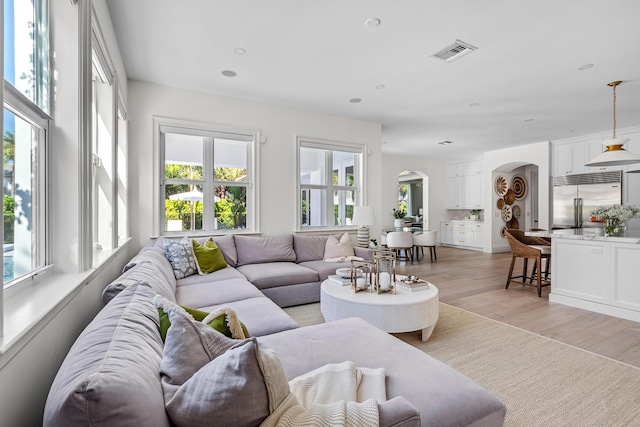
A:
352 206 376 248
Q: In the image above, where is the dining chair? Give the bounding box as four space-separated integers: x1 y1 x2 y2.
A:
386 231 414 262
504 229 551 297
413 230 437 262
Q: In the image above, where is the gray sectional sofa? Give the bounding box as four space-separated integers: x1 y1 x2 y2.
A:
44 233 506 426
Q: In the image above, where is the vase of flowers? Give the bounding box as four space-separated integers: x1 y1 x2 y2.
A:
392 208 406 228
589 204 640 237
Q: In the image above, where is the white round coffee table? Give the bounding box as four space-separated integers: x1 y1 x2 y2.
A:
320 279 439 341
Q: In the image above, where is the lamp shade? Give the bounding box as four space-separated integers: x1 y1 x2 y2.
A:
584 138 640 167
352 206 375 226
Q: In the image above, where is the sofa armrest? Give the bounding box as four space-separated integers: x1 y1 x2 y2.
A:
354 246 375 261
379 396 421 427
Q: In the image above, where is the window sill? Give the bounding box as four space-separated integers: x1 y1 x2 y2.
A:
0 240 131 368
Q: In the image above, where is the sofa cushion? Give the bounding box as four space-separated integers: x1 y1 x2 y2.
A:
177 265 247 285
236 262 319 289
176 277 265 308
258 317 507 427
293 234 328 263
193 235 238 267
235 235 296 266
44 282 171 427
102 259 177 305
191 238 227 274
155 295 249 341
165 338 289 427
298 259 353 282
324 232 355 259
198 297 299 337
164 237 198 279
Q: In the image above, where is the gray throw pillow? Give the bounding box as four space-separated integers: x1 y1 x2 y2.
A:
165 338 290 427
163 237 197 279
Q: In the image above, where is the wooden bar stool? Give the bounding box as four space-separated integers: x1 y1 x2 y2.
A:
505 229 551 297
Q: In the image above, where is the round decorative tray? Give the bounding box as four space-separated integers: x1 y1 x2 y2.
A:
495 176 508 196
511 175 527 200
336 268 362 279
507 217 519 229
500 226 507 238
497 198 505 209
504 189 516 205
512 205 521 219
501 205 513 222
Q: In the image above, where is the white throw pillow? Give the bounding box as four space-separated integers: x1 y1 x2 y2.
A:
324 232 355 260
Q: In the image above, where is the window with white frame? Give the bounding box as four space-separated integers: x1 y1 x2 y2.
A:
297 137 364 229
3 0 50 287
157 120 257 235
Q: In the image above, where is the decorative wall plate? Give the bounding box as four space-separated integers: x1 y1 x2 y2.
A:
495 176 508 196
511 175 527 200
497 198 505 209
512 205 521 219
500 226 507 238
501 205 513 222
507 217 519 230
504 189 516 205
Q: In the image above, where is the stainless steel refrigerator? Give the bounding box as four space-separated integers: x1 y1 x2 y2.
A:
552 171 622 229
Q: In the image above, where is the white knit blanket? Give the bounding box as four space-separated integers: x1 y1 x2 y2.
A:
261 361 386 427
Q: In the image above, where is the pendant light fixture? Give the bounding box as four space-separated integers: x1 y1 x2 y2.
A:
585 81 640 167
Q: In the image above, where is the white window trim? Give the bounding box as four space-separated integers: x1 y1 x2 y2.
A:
295 135 367 232
152 116 260 237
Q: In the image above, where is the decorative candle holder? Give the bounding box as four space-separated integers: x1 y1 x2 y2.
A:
350 259 375 293
374 250 396 294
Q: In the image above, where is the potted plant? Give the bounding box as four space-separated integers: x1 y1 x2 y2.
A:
469 209 482 221
589 204 640 236
392 208 406 228
369 238 378 249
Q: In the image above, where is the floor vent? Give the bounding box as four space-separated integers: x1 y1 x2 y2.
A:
431 39 478 62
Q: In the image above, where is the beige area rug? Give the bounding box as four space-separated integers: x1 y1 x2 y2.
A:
284 302 640 426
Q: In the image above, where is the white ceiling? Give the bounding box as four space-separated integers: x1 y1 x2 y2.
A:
106 0 640 161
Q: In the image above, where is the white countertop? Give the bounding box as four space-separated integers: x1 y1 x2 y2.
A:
526 229 640 244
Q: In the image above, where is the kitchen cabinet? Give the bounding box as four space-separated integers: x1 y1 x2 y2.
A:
441 220 483 251
550 238 640 322
440 221 453 245
553 142 585 176
446 160 484 209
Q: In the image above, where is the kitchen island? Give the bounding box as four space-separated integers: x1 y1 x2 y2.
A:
528 229 640 322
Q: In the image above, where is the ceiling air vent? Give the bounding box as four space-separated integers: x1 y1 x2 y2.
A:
431 39 478 62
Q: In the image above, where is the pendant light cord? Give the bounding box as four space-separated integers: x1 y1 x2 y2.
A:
612 83 617 139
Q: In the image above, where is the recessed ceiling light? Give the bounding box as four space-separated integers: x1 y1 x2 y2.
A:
221 70 237 77
578 63 594 70
375 84 386 90
469 102 480 107
349 98 362 103
233 48 246 55
365 18 381 28
438 140 453 145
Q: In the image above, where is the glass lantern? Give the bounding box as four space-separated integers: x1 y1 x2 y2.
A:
350 259 375 293
374 250 396 294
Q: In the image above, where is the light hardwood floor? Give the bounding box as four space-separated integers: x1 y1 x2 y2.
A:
395 246 640 368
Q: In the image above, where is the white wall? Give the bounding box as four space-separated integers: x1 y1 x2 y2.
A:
127 81 383 250
485 141 551 253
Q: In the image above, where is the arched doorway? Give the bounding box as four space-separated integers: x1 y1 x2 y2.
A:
398 170 430 229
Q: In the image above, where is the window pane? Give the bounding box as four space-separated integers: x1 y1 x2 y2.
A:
333 189 355 226
332 151 356 186
300 147 326 185
215 185 246 230
4 0 50 113
214 138 247 182
3 109 40 283
165 133 204 179
165 184 204 231
300 189 326 227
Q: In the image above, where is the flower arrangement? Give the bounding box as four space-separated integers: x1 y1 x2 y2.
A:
392 208 406 219
589 204 640 236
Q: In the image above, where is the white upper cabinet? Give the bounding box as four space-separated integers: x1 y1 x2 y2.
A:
553 142 585 176
446 160 484 209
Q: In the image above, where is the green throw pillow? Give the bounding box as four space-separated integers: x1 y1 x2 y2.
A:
192 238 228 275
157 303 250 342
